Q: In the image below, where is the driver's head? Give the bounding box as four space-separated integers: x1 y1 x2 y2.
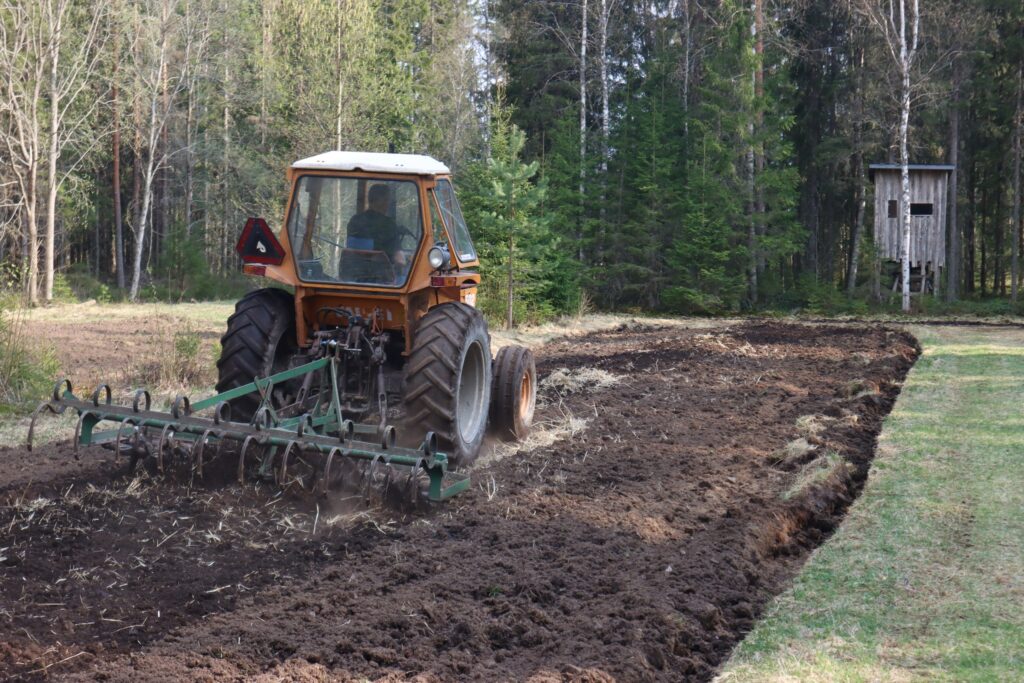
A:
368 184 390 214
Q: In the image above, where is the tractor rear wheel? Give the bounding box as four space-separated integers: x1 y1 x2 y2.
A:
490 345 536 441
216 288 297 422
404 302 491 466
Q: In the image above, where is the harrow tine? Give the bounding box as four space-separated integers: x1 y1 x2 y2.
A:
237 434 261 486
91 384 112 407
128 430 150 473
27 401 66 452
404 458 425 509
156 424 175 474
72 411 95 457
361 455 381 504
277 440 296 486
190 428 216 485
114 417 139 459
317 447 342 498
132 389 152 413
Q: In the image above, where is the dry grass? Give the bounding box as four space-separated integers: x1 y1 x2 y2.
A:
477 407 590 468
540 366 621 395
780 452 850 501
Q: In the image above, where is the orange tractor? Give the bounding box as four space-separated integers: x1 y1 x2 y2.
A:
30 152 537 504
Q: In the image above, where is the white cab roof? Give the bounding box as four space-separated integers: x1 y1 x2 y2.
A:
291 151 450 175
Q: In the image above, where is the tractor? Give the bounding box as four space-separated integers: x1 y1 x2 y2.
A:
30 151 537 505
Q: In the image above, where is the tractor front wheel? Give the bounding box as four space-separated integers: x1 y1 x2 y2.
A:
404 303 491 467
215 288 297 422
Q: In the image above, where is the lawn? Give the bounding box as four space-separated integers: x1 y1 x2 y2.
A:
719 324 1024 682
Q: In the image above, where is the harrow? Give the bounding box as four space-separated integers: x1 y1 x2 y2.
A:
27 352 470 507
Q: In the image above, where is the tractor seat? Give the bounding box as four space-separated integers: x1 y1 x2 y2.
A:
339 248 397 285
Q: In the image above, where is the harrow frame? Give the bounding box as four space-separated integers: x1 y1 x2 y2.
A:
28 355 470 503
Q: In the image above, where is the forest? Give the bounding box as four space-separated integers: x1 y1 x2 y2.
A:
0 0 1023 321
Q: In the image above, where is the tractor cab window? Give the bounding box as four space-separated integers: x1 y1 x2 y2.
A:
287 175 422 286
434 178 477 263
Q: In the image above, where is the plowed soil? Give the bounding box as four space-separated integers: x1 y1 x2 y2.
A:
0 321 918 682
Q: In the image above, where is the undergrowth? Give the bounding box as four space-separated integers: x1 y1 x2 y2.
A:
0 294 59 413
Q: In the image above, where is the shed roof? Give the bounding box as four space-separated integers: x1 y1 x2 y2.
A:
868 163 955 181
291 151 450 175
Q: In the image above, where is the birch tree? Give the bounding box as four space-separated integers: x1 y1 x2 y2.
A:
858 0 920 312
127 0 187 301
1012 64 1022 302
578 0 587 255
41 0 106 302
0 3 47 303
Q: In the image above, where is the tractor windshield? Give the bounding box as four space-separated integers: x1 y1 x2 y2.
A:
287 176 423 286
434 178 477 262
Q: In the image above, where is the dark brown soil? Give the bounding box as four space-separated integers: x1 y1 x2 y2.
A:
0 322 918 682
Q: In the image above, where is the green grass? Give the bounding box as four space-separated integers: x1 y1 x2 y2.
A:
719 325 1024 682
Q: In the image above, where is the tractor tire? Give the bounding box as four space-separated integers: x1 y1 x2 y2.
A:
215 288 297 422
489 345 536 442
404 302 491 467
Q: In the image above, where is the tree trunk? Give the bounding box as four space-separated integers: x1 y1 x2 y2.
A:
847 45 866 296
112 71 125 288
45 110 58 302
995 166 1005 295
946 74 960 301
1012 64 1022 301
44 6 63 303
748 0 764 305
848 151 866 294
966 146 976 293
577 0 587 262
506 234 514 330
597 0 610 258
159 50 170 246
130 165 156 301
26 170 39 305
222 55 231 275
897 0 916 312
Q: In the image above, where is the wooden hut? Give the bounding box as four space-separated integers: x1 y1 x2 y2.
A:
869 163 954 292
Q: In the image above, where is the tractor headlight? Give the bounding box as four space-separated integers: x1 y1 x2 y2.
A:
428 245 448 270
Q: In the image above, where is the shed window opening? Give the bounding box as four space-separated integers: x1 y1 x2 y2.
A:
887 199 898 218
910 203 933 217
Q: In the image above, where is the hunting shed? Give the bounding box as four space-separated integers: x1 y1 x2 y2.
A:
869 163 954 270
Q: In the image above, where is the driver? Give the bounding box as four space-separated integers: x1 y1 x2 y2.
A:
346 184 408 270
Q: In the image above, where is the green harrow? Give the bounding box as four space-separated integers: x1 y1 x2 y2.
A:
27 354 470 506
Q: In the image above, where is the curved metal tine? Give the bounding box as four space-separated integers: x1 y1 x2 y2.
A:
156 424 175 475
379 460 396 505
405 458 425 510
171 395 191 420
27 401 66 452
114 418 138 459
237 434 260 486
128 421 151 472
362 455 386 505
129 432 152 473
190 429 215 486
317 447 343 498
72 411 95 458
52 378 73 402
132 389 152 413
92 384 112 407
277 441 299 488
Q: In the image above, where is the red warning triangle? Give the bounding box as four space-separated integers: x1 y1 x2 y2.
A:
236 217 285 265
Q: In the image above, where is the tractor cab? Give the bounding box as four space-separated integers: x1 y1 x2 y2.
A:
239 151 481 352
